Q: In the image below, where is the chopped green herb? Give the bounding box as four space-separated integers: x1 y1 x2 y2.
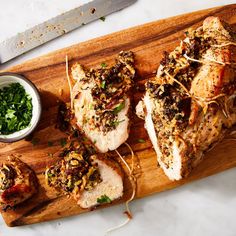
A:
48 141 53 147
0 83 33 135
113 102 125 114
60 138 67 147
111 119 125 127
89 103 94 110
101 62 107 68
93 139 97 144
31 137 40 146
97 194 111 204
101 80 106 89
138 139 145 143
47 172 54 178
99 16 106 22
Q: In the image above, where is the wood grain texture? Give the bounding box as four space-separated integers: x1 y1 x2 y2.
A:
1 4 236 227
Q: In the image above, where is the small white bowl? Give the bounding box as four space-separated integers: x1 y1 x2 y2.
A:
0 72 42 143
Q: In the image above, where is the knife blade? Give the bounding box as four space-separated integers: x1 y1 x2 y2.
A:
0 0 137 64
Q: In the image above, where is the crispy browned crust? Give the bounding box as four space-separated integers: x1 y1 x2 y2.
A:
0 157 38 211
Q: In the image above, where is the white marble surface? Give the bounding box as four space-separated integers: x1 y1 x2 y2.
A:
1 1 236 235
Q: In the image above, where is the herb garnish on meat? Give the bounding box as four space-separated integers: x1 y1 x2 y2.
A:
46 142 102 194
46 151 102 193
97 194 111 204
113 102 125 114
72 51 135 134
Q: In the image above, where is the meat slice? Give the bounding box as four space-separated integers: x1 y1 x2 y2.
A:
46 145 123 208
70 51 135 153
0 157 38 209
136 17 236 180
76 157 123 208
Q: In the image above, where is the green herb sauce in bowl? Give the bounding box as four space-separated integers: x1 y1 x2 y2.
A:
0 73 41 142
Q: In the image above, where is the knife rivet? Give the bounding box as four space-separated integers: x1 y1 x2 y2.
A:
19 41 25 47
90 8 96 14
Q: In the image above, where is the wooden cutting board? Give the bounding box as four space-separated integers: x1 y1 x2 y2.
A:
1 4 236 227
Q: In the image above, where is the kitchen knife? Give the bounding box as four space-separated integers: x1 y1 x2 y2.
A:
0 0 137 64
